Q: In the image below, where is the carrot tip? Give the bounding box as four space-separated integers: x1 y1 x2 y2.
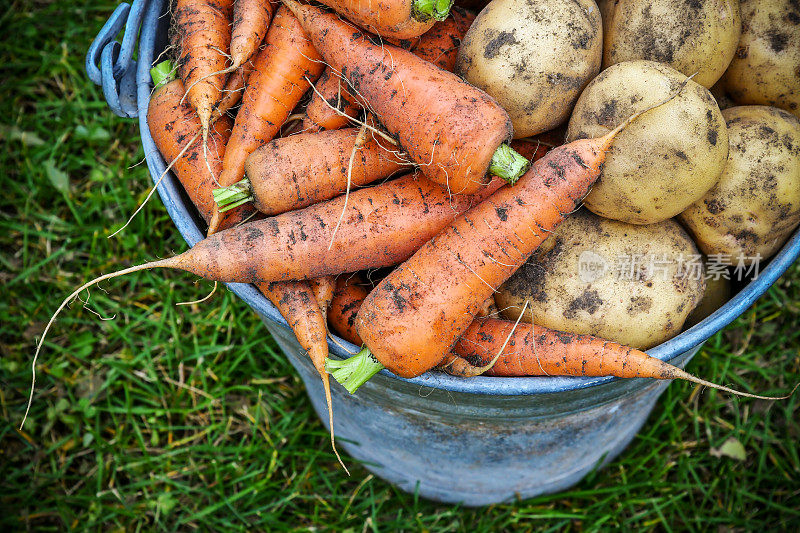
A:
212 178 253 212
151 60 176 89
413 0 453 21
325 348 384 394
489 144 530 185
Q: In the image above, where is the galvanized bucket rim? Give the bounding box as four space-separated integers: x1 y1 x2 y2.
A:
131 0 800 396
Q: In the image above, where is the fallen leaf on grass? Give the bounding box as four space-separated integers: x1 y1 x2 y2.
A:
710 438 746 460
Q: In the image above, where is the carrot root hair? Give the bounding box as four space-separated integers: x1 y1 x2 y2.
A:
22 257 180 429
666 366 800 401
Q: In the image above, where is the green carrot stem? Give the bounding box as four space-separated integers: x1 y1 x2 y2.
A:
325 347 385 394
151 60 176 89
212 178 254 212
489 144 530 185
413 0 453 21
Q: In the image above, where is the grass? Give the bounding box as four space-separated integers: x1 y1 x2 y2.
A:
1 1 799 530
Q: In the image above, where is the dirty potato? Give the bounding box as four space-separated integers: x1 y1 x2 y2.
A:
678 106 800 263
721 0 800 118
495 210 706 350
598 0 741 88
455 0 602 138
566 61 728 225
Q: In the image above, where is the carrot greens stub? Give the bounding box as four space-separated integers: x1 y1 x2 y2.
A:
489 144 530 185
326 348 385 394
213 178 253 212
413 0 454 21
151 60 176 89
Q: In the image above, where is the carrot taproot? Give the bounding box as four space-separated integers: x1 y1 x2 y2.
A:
174 0 233 140
301 68 363 133
411 6 475 71
283 0 528 195
313 0 452 40
329 274 370 345
328 87 692 385
209 5 325 234
255 279 348 472
439 318 794 400
214 127 410 215
229 0 275 70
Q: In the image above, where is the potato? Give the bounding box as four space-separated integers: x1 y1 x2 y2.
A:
566 61 728 225
678 106 800 263
495 210 706 350
454 0 602 138
598 0 741 88
721 0 800 118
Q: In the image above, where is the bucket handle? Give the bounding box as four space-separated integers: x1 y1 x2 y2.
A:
85 0 150 118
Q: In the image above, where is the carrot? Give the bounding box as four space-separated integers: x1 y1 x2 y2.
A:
145 64 260 232
312 0 452 40
255 279 348 472
323 291 794 400
328 274 370 345
229 0 275 70
209 5 325 234
174 0 234 139
284 0 528 195
327 86 692 385
411 6 475 71
439 318 795 400
301 68 363 133
508 139 551 163
214 127 409 214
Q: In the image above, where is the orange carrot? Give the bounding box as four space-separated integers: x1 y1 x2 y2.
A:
441 318 792 399
255 279 347 471
329 274 370 345
209 5 325 233
284 0 527 195
174 0 234 138
411 6 475 71
301 68 362 133
300 33 422 134
214 127 409 215
313 0 452 40
229 0 275 70
148 77 235 224
330 88 691 385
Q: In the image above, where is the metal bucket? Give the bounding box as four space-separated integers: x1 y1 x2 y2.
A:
87 0 800 505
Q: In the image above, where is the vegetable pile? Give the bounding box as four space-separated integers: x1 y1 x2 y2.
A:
29 0 800 464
